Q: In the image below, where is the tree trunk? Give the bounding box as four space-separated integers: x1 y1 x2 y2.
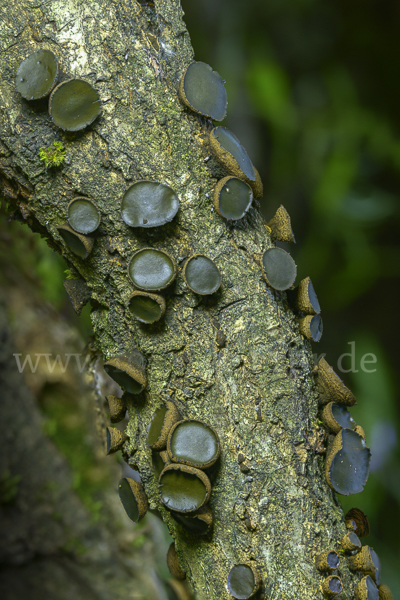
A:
0 295 178 600
0 1 362 598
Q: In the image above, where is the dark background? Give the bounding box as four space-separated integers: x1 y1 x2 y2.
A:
1 0 399 593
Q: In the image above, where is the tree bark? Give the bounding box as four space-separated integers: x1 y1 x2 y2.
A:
0 1 362 598
0 295 178 600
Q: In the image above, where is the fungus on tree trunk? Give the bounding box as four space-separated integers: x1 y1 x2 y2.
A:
179 61 228 121
121 181 180 228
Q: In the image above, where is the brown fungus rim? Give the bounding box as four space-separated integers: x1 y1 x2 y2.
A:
167 419 221 469
320 401 356 435
148 401 181 451
261 246 297 291
106 394 127 424
128 290 166 324
158 463 211 514
103 355 147 394
297 276 320 315
178 61 227 121
171 505 213 536
266 205 296 244
325 428 371 496
345 508 370 537
213 176 253 221
317 356 356 406
118 477 148 523
166 542 186 580
106 427 128 455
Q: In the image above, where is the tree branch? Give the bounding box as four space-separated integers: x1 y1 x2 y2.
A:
0 0 363 597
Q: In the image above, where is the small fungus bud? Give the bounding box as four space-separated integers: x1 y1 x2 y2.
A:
183 255 221 295
321 575 343 598
16 49 58 100
179 61 227 121
167 542 186 580
315 550 340 572
345 508 370 537
49 79 101 131
167 419 221 469
63 279 91 315
147 401 181 451
209 126 263 198
316 357 356 406
158 464 211 513
348 545 381 584
261 247 297 291
106 426 128 454
296 276 321 315
213 176 253 221
128 248 177 292
321 402 356 434
106 394 127 423
226 563 261 599
298 314 323 342
171 505 213 535
104 352 147 395
58 225 94 259
341 531 362 553
378 584 394 600
128 290 166 324
325 429 371 495
121 181 180 228
267 205 296 243
355 576 379 600
118 477 148 522
67 197 101 234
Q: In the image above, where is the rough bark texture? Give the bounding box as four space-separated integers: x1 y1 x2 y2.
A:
0 0 362 598
0 297 175 600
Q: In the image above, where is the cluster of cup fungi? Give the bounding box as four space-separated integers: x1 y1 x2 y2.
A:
15 45 393 600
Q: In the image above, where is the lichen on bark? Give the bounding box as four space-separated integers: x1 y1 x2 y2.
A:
0 0 364 598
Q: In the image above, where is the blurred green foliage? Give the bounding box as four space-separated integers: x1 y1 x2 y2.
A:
0 213 92 339
184 0 400 590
